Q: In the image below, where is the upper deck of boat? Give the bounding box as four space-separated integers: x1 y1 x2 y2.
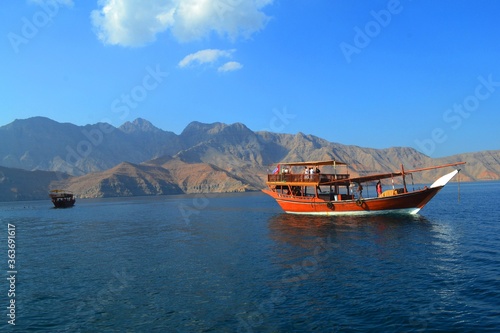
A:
266 160 467 188
266 160 351 186
266 173 350 186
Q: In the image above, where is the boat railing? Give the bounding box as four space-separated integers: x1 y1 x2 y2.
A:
267 173 350 183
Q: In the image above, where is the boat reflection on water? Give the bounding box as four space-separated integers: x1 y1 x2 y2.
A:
267 213 431 252
266 213 436 302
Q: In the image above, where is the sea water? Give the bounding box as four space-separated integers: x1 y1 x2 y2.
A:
0 181 499 332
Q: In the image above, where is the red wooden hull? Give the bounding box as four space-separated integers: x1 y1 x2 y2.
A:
262 186 444 215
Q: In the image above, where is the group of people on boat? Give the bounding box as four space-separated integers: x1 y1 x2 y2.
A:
275 165 321 176
304 166 321 174
303 166 321 179
272 163 389 199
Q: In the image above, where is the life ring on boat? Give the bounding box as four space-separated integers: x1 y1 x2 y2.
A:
327 201 334 210
356 199 363 206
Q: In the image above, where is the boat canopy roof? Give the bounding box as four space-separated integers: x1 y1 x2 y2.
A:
278 160 347 167
322 161 466 185
322 172 406 185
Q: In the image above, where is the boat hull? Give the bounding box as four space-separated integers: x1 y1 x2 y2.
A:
51 199 75 208
50 191 76 208
262 186 444 216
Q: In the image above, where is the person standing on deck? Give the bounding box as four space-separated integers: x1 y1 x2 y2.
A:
376 181 383 197
356 183 363 198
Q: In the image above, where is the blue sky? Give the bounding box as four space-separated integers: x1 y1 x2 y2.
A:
1 0 499 158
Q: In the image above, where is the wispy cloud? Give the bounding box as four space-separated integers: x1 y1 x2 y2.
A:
218 61 243 73
178 49 235 68
91 0 274 47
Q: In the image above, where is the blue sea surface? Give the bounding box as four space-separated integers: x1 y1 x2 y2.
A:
1 181 499 332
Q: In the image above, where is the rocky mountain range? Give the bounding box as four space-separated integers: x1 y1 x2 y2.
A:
1 116 499 201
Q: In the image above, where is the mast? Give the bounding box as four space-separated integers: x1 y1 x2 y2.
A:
401 164 408 193
405 162 466 173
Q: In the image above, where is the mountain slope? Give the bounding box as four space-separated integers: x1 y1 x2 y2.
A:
118 118 181 157
0 117 166 175
52 162 183 198
0 117 499 201
0 165 71 201
146 157 252 193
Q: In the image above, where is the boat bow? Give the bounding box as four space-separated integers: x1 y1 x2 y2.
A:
430 169 460 188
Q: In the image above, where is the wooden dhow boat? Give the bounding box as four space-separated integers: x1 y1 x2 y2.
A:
263 160 465 215
49 189 76 208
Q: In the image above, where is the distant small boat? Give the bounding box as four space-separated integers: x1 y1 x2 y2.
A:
263 160 465 216
49 190 76 208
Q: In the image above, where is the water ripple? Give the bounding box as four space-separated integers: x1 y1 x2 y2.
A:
1 185 499 332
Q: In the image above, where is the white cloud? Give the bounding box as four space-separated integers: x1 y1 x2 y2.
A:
91 0 274 47
178 49 235 68
91 0 174 47
218 61 243 73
